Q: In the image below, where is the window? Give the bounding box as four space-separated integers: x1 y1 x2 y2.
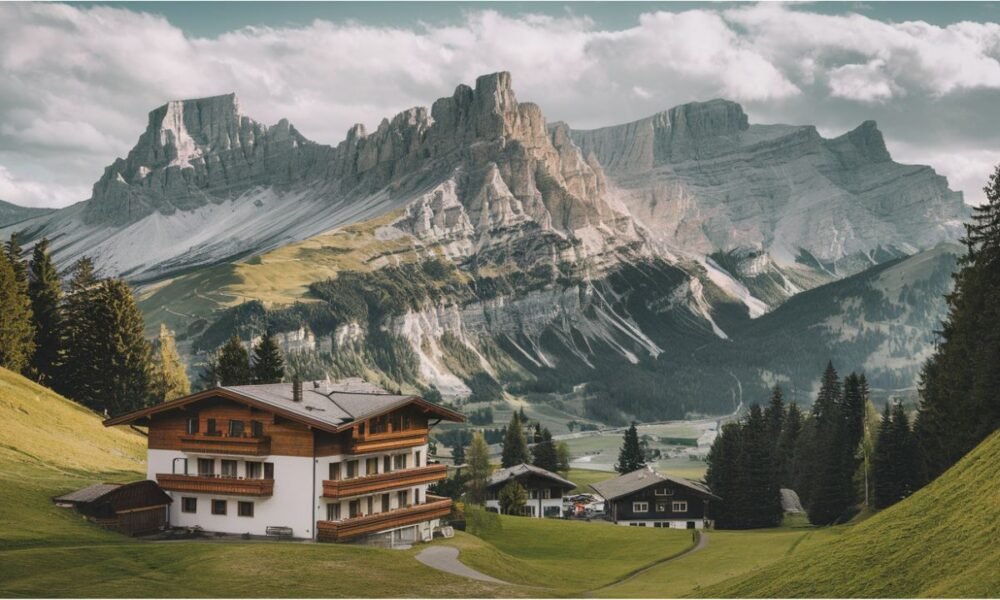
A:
366 457 379 475
229 420 244 437
346 460 358 479
237 501 254 517
221 460 237 478
173 458 188 475
326 503 341 521
383 456 392 473
348 500 361 518
381 494 390 512
197 458 214 476
654 487 673 496
264 462 274 479
529 489 539 500
206 418 218 435
251 420 264 438
657 503 667 512
414 488 421 504
672 501 688 513
246 461 262 479
366 496 374 514
328 462 341 481
414 451 421 467
654 522 663 528
212 500 227 515
397 490 409 507
181 497 197 513
633 502 649 513
543 488 552 499
186 417 199 435
393 454 407 470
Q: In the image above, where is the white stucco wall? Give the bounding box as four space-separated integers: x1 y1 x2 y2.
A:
616 518 707 529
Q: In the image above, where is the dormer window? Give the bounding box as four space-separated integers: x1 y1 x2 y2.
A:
654 487 673 496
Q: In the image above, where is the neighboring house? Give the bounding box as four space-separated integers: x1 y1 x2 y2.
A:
53 480 172 536
590 466 720 529
485 463 576 518
103 380 464 544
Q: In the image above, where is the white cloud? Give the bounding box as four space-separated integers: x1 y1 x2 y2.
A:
0 3 997 209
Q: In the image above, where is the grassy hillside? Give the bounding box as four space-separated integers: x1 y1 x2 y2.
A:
706 430 1000 597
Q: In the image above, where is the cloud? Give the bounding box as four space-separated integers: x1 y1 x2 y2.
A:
0 3 997 208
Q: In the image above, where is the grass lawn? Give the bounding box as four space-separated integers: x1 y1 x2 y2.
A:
451 514 695 595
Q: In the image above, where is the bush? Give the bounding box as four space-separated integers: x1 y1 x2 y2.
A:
465 505 502 538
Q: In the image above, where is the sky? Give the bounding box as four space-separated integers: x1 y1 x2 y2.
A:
1 1 999 209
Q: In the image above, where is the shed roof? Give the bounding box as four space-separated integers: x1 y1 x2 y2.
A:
590 466 720 501
53 483 122 504
103 379 464 432
486 463 576 490
52 480 172 509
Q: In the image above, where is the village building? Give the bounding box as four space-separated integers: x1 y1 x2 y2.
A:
103 380 464 544
590 466 720 529
484 463 576 518
53 480 172 536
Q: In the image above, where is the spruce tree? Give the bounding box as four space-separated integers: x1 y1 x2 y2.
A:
615 423 647 474
0 249 35 372
915 164 1000 485
705 421 743 528
531 428 559 472
59 258 100 402
466 431 491 504
739 404 784 528
252 333 285 384
764 385 786 448
28 238 63 385
777 402 802 487
215 335 253 386
501 412 530 468
5 233 27 286
151 323 190 402
872 403 897 509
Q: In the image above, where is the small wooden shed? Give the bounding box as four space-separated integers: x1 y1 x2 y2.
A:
53 480 172 536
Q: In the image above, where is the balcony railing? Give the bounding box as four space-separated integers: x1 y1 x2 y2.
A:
178 434 271 456
322 464 447 499
316 495 452 542
157 473 274 496
350 428 429 454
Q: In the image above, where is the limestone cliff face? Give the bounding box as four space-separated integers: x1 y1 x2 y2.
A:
570 100 968 280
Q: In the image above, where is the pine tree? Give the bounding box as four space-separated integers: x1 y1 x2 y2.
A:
777 402 802 487
151 323 190 402
813 361 842 427
59 258 100 402
501 412 530 468
872 403 897 509
915 164 1000 486
706 421 743 528
531 428 559 472
466 431 491 504
215 335 253 386
805 363 859 525
764 385 786 446
252 333 285 384
27 239 63 385
5 233 27 286
615 423 647 474
739 404 784 528
0 249 35 372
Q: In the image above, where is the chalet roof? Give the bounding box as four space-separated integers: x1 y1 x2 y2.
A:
103 379 465 432
52 480 172 509
486 463 577 490
590 466 720 501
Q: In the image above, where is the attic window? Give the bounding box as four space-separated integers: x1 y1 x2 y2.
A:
654 488 673 496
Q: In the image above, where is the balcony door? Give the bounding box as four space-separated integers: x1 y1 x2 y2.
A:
197 458 214 476
381 494 390 513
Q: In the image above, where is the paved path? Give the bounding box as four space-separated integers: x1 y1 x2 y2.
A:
415 546 508 584
586 531 710 596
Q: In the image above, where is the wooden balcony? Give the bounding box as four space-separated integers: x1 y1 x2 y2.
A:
322 464 447 499
157 473 274 496
316 495 452 542
178 434 271 456
350 428 429 454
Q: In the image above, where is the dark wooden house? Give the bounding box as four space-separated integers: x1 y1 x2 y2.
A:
590 466 720 529
53 480 172 536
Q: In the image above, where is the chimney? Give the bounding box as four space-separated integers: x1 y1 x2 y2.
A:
292 379 303 403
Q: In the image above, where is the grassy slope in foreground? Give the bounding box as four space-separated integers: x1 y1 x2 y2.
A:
0 368 519 598
708 429 1000 598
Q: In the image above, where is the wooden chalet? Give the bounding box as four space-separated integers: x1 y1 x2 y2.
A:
484 463 576 518
591 466 720 529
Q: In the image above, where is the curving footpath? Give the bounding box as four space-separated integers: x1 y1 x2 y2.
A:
415 545 509 584
585 531 710 596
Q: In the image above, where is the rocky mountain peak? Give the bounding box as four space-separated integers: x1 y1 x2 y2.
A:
844 120 891 163
665 98 750 139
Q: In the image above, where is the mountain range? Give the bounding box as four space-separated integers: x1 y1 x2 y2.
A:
1 72 970 421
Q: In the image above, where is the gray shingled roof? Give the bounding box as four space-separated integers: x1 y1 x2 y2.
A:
486 463 577 490
590 466 720 501
53 483 121 504
219 380 414 429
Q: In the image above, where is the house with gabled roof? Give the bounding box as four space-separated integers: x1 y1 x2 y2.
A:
590 466 720 530
103 379 464 544
484 463 576 518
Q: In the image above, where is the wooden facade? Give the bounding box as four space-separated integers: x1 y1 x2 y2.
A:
316 495 452 542
53 480 171 536
322 464 447 499
607 482 714 527
156 473 275 496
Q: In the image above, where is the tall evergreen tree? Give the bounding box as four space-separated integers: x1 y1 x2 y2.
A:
741 404 784 527
252 333 285 384
777 402 802 487
872 403 897 508
0 249 35 372
27 238 63 384
805 364 861 525
151 323 190 402
615 423 647 474
501 412 530 468
764 385 786 450
706 421 745 529
531 427 559 472
59 258 100 401
466 431 491 504
215 335 253 386
813 361 842 427
915 164 1000 485
5 233 27 286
